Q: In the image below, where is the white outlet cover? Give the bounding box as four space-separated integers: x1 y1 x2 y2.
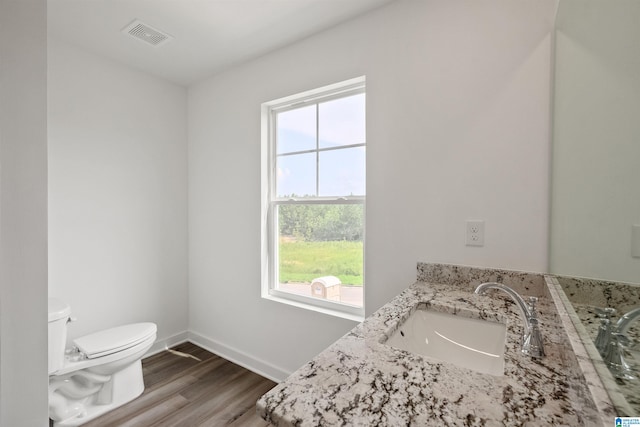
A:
466 220 484 247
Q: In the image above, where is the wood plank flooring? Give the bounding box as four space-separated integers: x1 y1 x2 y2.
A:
83 342 277 427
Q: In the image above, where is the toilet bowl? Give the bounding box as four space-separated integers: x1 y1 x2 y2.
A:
48 298 157 427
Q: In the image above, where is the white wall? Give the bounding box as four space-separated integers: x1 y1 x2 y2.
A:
189 0 557 380
48 40 189 349
0 0 49 425
551 0 640 283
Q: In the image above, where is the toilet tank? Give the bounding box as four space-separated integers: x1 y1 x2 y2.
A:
48 298 71 374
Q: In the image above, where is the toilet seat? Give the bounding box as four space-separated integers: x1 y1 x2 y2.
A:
74 322 156 359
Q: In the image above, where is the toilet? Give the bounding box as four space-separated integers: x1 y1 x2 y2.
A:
48 298 157 426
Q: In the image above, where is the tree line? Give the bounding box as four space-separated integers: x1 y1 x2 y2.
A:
279 204 363 242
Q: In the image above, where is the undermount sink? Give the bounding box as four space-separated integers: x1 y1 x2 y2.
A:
384 307 507 376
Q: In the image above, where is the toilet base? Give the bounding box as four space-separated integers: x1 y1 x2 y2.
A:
50 360 145 427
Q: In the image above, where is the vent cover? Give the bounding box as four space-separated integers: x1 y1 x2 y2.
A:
122 19 173 47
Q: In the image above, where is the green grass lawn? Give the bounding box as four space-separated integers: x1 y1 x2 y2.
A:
279 239 363 286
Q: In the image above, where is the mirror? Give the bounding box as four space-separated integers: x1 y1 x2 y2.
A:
550 0 640 415
550 0 640 284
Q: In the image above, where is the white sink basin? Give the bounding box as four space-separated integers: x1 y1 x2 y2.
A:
384 308 507 376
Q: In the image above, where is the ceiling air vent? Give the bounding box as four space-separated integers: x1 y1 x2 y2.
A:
122 19 173 47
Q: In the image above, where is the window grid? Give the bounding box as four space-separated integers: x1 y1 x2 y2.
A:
274 100 366 200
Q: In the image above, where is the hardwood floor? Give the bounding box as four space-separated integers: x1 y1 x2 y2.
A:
83 342 277 427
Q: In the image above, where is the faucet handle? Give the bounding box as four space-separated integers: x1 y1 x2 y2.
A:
527 297 539 319
595 318 612 355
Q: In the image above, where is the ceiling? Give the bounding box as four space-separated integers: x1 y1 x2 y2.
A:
48 0 395 86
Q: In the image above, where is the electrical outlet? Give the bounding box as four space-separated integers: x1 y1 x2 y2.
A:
466 220 484 247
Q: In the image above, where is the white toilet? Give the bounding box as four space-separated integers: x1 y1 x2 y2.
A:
48 298 157 426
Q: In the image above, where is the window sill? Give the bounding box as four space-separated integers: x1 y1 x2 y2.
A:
262 291 364 323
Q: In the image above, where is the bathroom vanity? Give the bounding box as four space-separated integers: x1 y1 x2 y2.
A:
257 263 615 426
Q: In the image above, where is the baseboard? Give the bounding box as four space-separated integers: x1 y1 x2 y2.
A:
141 329 291 383
144 330 190 358
187 331 290 383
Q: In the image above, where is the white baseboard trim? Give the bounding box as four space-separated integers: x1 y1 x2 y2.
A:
144 330 190 358
187 331 290 383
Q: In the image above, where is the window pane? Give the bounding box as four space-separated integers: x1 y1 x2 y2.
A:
318 147 365 197
276 153 316 197
319 93 365 149
276 204 364 307
277 105 316 154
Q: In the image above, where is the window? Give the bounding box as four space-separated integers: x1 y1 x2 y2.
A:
261 77 365 320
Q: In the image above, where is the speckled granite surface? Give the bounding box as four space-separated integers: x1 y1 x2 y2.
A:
557 276 640 314
257 264 604 426
417 263 549 298
551 275 640 417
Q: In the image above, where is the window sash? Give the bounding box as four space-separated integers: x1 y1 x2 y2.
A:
266 198 365 315
271 94 365 198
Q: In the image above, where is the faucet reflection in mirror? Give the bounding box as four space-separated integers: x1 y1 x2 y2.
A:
474 282 545 358
596 306 640 380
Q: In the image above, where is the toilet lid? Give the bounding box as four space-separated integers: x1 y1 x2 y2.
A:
73 322 157 359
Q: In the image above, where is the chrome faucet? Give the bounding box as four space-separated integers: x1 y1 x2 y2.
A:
474 282 545 358
594 307 617 354
599 306 640 380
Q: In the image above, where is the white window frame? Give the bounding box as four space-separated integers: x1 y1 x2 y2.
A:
261 76 366 321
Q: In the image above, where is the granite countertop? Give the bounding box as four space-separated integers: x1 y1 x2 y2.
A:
257 264 605 426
